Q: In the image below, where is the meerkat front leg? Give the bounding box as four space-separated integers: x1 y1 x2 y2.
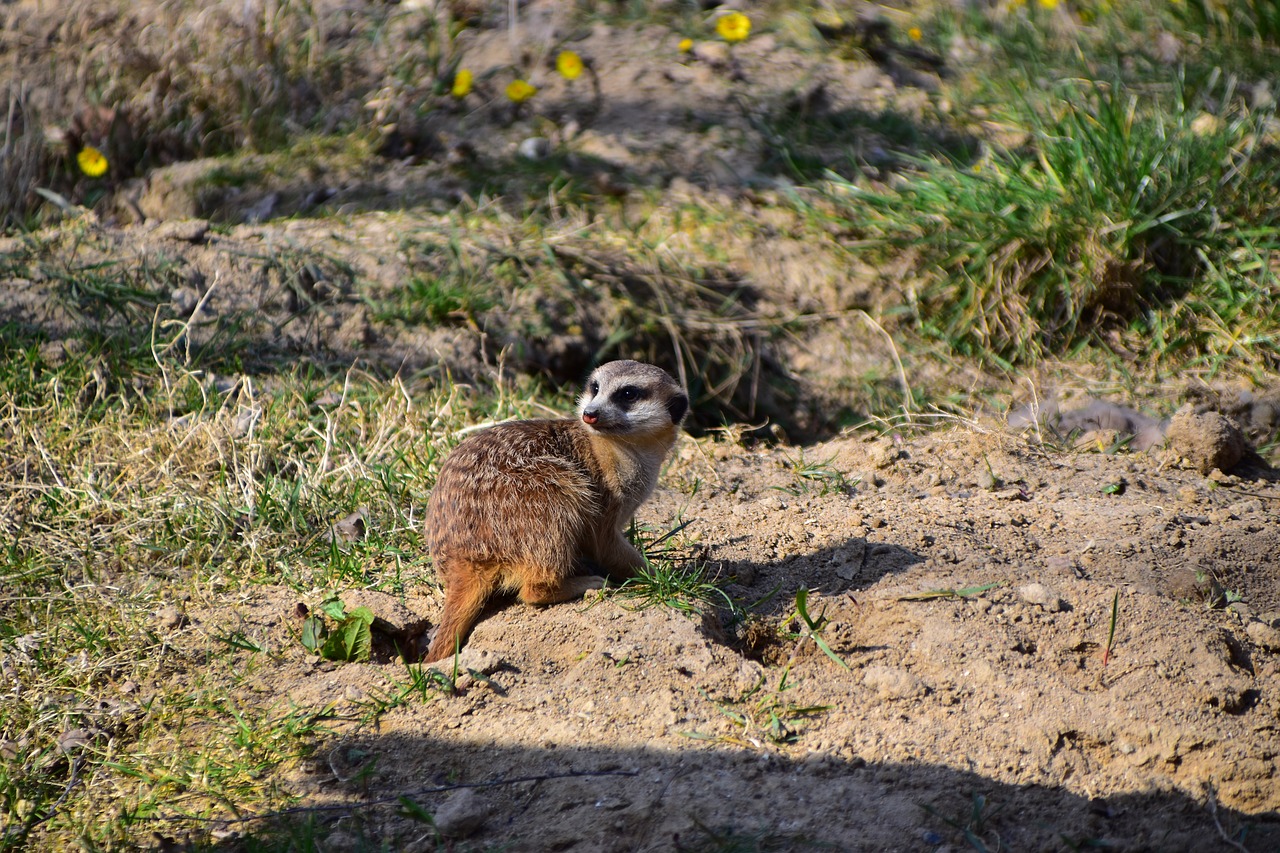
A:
591 530 649 581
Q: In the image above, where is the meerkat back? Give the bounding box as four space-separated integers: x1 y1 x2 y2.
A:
424 360 688 662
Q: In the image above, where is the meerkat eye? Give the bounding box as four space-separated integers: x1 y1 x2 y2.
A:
614 385 646 403
589 380 599 396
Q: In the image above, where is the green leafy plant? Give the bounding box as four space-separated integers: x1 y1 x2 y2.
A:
615 558 733 615
358 659 459 723
300 596 375 662
614 521 734 615
784 589 850 670
369 274 493 326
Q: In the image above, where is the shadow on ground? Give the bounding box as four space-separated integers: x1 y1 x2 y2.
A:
194 734 1278 852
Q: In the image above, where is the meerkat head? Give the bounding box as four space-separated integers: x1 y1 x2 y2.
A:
577 360 689 437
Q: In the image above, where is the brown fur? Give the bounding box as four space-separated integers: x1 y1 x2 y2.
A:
424 361 687 662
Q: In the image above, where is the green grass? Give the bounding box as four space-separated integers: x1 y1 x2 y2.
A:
773 450 856 497
1173 0 1280 74
819 73 1280 368
922 792 1006 853
613 521 733 616
0 320 528 848
690 669 831 748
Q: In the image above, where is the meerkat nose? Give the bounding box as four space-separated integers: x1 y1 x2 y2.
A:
582 410 599 425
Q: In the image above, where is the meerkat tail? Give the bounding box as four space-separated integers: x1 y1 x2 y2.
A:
425 570 489 663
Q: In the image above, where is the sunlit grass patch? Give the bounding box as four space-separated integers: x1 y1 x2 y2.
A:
0 322 509 846
822 76 1280 368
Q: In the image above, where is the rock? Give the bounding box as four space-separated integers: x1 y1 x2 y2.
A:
171 286 200 317
1017 583 1063 612
325 508 368 545
872 440 903 469
862 665 925 700
56 728 94 754
433 788 490 837
517 137 552 160
155 606 185 630
1163 407 1247 474
242 191 280 224
37 339 85 367
1246 621 1280 652
139 160 215 220
337 307 373 347
692 40 730 66
154 219 210 243
1164 567 1225 607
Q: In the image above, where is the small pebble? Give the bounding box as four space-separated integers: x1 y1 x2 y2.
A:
156 606 184 630
171 287 200 316
433 788 491 837
517 137 552 160
1017 583 1063 612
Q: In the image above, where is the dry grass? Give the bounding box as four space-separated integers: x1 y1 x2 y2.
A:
0 315 561 846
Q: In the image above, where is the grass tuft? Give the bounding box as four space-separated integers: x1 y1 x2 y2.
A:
824 74 1280 368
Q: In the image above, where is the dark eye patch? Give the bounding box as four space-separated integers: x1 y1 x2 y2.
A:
589 380 600 395
611 385 649 408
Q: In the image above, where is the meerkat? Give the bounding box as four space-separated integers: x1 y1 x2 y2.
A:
423 360 689 662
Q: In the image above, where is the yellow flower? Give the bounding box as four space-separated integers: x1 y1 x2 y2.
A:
556 50 584 80
451 68 473 98
678 37 693 53
907 26 923 41
505 79 537 103
1037 0 1059 7
76 145 108 178
716 11 751 44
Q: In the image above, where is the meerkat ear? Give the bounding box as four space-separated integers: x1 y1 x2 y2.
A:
667 393 689 424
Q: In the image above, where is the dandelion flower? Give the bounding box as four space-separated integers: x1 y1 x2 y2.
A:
716 11 751 44
451 68 473 98
76 145 108 178
907 26 923 41
678 37 693 53
1037 0 1059 7
556 50 584 80
506 79 537 103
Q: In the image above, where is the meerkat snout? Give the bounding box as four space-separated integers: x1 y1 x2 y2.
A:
424 360 688 662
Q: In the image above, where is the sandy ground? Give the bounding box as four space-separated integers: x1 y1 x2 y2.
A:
175 423 1280 851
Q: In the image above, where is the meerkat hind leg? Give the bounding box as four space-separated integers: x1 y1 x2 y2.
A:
520 573 605 605
425 566 492 663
